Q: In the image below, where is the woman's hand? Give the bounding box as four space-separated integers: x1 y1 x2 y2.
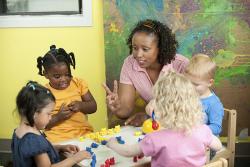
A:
102 80 121 113
125 112 148 127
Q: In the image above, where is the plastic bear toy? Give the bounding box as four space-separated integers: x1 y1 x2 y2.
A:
142 118 160 134
142 111 160 133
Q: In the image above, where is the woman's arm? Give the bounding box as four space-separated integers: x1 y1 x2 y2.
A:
103 81 136 119
104 81 148 126
115 83 136 118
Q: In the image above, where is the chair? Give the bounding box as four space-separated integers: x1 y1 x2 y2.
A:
204 158 228 167
211 108 237 167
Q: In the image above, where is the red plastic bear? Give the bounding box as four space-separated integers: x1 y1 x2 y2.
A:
152 120 159 130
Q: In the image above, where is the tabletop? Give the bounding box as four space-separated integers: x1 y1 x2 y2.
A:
59 126 151 167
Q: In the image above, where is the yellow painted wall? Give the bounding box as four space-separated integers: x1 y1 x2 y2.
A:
0 1 107 139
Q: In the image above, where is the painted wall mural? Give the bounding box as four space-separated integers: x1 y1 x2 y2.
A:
103 0 250 135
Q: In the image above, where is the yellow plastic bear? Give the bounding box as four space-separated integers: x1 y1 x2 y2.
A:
142 119 160 134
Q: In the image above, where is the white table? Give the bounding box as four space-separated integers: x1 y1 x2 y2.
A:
59 126 151 167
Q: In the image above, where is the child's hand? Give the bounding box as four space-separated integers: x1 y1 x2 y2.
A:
68 101 82 112
145 100 155 117
72 150 91 163
60 144 80 154
56 103 73 121
106 137 118 148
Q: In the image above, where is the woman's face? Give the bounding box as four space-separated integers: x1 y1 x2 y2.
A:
45 62 72 90
132 32 159 68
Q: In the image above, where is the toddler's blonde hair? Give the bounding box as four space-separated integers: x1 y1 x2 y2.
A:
185 53 216 80
153 71 204 133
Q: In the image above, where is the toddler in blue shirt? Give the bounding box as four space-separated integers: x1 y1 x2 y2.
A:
184 53 224 136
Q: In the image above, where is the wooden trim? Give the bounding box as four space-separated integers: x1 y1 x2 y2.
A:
204 158 228 167
211 108 237 167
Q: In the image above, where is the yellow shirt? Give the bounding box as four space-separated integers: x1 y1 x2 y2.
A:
44 77 93 142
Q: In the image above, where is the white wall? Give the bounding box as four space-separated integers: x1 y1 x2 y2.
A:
7 0 78 12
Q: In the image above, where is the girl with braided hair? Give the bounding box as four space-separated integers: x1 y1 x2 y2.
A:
37 45 97 142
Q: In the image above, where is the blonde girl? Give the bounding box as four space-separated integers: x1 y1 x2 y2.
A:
107 71 222 167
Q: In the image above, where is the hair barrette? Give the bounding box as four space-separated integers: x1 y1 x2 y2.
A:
27 83 35 91
50 45 57 55
143 23 153 29
143 21 159 33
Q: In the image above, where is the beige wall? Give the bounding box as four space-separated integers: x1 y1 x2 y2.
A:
0 1 107 138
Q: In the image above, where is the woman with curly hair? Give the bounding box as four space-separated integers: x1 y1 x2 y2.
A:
107 71 222 167
103 19 189 126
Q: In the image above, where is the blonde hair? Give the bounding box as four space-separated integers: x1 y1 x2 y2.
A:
153 71 204 133
185 53 216 80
